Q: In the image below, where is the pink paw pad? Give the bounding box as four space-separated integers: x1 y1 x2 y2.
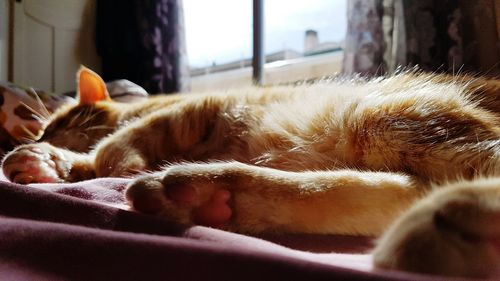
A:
3 144 64 184
193 190 232 228
166 185 232 228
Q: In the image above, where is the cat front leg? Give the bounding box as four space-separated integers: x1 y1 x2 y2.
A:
126 162 422 235
2 142 95 183
373 178 500 278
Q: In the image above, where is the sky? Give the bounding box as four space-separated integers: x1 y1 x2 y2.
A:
183 0 347 68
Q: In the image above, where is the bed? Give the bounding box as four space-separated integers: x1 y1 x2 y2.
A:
0 82 460 280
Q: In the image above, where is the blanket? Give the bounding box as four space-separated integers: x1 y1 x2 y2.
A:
0 170 461 281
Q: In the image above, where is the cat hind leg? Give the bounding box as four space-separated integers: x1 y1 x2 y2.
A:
126 162 421 234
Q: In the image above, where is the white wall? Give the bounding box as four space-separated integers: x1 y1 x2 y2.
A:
0 0 8 81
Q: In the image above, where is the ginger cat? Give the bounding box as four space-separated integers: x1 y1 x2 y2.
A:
3 66 500 278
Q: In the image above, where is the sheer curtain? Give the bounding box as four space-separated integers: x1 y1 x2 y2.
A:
342 0 385 76
96 0 189 94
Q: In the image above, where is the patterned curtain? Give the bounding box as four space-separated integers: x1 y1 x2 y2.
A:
343 0 500 76
96 0 189 94
460 0 500 76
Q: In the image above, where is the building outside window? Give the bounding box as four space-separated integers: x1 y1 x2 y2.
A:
184 0 347 91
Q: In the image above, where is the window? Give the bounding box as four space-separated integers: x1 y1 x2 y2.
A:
184 0 347 91
184 0 252 70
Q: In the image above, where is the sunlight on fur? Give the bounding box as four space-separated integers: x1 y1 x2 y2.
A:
2 66 500 278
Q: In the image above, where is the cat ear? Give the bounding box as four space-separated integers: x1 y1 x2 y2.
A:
77 66 111 105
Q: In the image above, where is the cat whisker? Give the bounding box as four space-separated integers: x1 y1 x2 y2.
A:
19 137 35 144
19 101 48 123
69 108 85 127
456 64 465 76
85 125 114 131
28 88 51 120
77 108 92 127
79 110 102 127
31 113 47 124
18 125 39 143
20 124 38 139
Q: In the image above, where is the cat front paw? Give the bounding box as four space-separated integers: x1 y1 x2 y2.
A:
2 143 71 183
125 165 233 228
373 179 500 278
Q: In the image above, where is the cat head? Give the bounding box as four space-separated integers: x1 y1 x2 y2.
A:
39 66 121 152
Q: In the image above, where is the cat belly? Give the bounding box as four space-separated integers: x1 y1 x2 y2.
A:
243 87 500 183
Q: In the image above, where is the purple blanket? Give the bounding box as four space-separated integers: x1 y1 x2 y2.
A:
0 172 462 280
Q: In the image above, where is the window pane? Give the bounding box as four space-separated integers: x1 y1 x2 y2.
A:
184 0 252 69
265 0 347 83
184 0 347 90
266 0 346 56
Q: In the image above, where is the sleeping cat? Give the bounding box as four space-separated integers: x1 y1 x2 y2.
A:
2 66 500 278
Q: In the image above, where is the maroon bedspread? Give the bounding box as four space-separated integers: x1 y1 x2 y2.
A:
0 174 463 280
